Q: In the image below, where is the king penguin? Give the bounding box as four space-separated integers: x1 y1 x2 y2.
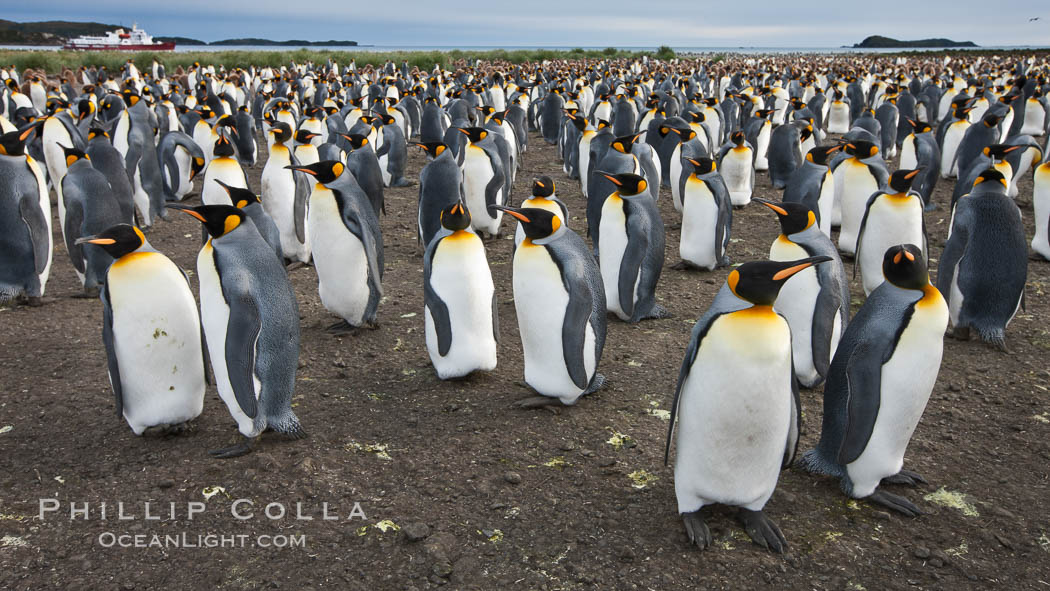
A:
60 146 124 295
675 157 732 271
514 176 568 247
457 127 506 238
290 160 384 333
0 125 51 305
168 203 305 458
261 122 311 265
666 256 831 552
424 202 498 380
782 144 839 236
832 140 889 255
856 169 929 295
416 141 464 246
497 205 606 408
800 244 947 516
1033 159 1050 260
201 134 248 205
76 223 207 435
214 180 283 261
715 130 755 207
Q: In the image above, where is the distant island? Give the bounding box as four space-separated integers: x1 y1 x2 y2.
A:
0 19 356 47
853 35 978 48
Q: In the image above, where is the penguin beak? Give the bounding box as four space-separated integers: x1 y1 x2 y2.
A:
599 172 621 185
772 256 832 281
214 179 233 193
75 235 116 245
165 203 207 222
753 198 788 216
492 205 529 223
904 169 921 180
285 165 316 175
456 128 470 135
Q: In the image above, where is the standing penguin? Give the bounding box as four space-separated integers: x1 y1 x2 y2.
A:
201 135 248 205
766 120 809 190
514 176 568 247
416 141 464 246
783 144 838 236
424 202 498 380
341 133 385 216
937 169 1027 351
675 157 732 271
597 172 668 322
497 205 606 408
1033 159 1050 260
800 244 947 516
457 127 506 238
60 147 124 295
290 160 384 332
76 224 207 435
833 140 889 255
898 119 941 210
214 181 283 261
856 169 928 295
940 105 973 179
375 112 412 187
716 130 755 207
168 203 305 458
261 122 311 265
953 113 1003 176
0 126 50 305
666 256 831 552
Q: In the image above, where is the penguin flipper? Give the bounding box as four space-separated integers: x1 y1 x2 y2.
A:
64 200 86 275
784 368 801 468
101 284 123 419
224 294 262 420
483 160 506 212
837 341 884 465
290 155 309 244
19 193 50 274
561 274 595 393
423 243 453 356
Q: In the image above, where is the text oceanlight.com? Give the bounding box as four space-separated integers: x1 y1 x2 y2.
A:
97 532 306 548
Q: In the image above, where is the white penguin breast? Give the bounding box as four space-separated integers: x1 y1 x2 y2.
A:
463 146 500 233
108 253 205 434
859 196 924 294
674 308 792 513
202 158 246 205
1032 165 1050 258
599 196 633 318
308 186 370 324
847 289 948 496
769 237 819 381
680 178 719 269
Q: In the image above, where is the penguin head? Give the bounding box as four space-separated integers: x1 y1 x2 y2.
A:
598 171 648 196
685 157 716 176
888 168 922 193
476 105 495 117
269 122 293 143
755 109 775 120
342 133 371 150
800 125 814 142
981 113 1003 127
730 130 745 146
61 144 89 167
294 129 319 145
214 180 259 208
973 168 1008 189
754 198 816 235
844 140 878 159
190 156 206 180
983 143 1021 161
490 110 507 125
686 111 706 124
805 144 839 165
725 256 832 306
881 244 929 290
413 141 448 159
610 132 642 154
285 160 345 184
493 205 562 240
439 201 471 232
75 223 146 259
375 112 396 126
457 127 488 143
87 127 110 141
0 122 40 156
167 203 247 238
213 134 235 157
907 119 932 133
531 176 555 198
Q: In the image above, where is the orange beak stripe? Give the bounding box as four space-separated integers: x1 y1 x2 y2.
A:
760 201 789 216
179 209 207 223
772 262 814 281
603 174 622 185
904 169 920 179
503 210 530 223
85 238 117 245
904 250 915 261
893 251 904 264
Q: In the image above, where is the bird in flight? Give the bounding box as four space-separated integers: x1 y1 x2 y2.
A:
1030 16 1041 21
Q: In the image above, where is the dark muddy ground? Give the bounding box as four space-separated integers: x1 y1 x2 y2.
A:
1 126 1049 590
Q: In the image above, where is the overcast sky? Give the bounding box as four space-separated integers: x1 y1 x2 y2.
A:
8 1 1049 47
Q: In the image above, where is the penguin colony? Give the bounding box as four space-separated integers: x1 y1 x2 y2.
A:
1 51 1049 552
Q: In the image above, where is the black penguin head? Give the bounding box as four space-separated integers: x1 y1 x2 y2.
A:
342 133 371 150
974 168 1008 189
215 180 259 208
907 119 932 133
270 122 293 143
87 127 110 141
213 134 235 157
531 176 555 198
726 256 832 306
457 127 488 143
413 141 448 158
800 125 814 142
844 140 878 159
285 160 345 184
190 156 206 180
610 132 642 154
439 201 471 232
982 113 1003 127
0 123 39 156
888 168 921 193
687 111 706 124
166 203 247 238
881 244 929 290
805 144 839 165
493 205 561 240
730 130 745 146
294 129 319 144
61 144 89 167
754 109 775 120
667 126 697 141
476 105 495 117
74 223 147 259
685 157 716 175
983 143 1021 161
599 171 648 196
490 110 507 125
754 198 816 235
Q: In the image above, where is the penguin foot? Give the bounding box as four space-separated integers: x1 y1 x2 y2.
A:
145 421 194 437
866 489 923 517
923 203 939 212
326 320 358 335
643 304 672 320
513 396 563 410
26 296 44 307
737 508 787 553
1030 253 1050 262
73 287 100 299
285 261 307 272
671 260 703 271
949 326 971 341
209 436 256 459
584 373 607 395
882 469 927 487
681 511 712 550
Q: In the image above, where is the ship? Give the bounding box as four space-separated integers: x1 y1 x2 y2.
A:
62 23 175 51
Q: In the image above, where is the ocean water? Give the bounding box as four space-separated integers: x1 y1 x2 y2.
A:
1 44 1045 54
